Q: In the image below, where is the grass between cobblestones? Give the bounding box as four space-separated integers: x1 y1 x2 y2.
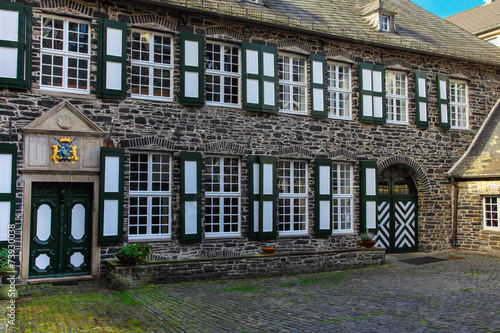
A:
8 252 500 332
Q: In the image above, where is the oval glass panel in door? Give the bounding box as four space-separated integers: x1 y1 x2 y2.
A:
36 204 52 242
71 204 85 240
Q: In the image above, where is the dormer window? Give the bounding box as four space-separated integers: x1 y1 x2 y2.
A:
359 0 398 33
245 0 265 5
380 16 388 31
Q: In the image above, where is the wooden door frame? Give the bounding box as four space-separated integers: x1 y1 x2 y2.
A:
21 173 100 281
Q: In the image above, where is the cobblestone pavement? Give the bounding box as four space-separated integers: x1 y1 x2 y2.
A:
9 250 500 332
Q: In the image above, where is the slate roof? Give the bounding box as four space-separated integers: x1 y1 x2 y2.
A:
152 0 500 65
445 1 500 34
447 100 500 178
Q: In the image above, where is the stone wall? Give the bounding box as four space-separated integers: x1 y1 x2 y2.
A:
456 180 500 252
2 0 500 277
106 248 386 287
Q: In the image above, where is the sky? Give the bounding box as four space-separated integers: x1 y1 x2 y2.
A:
410 0 485 18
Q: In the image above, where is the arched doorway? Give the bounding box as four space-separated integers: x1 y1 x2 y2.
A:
375 165 418 253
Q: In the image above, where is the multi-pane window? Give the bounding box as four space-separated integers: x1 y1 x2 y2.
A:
450 80 468 129
278 54 307 114
484 197 499 229
131 31 173 100
386 71 408 124
41 16 90 93
129 153 171 238
205 42 240 106
278 160 308 234
327 63 351 118
380 16 389 31
204 156 240 236
332 163 353 233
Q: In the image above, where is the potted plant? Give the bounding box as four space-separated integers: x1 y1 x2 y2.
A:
115 243 152 265
261 246 278 255
356 232 376 248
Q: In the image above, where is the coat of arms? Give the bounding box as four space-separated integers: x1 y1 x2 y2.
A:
50 137 79 164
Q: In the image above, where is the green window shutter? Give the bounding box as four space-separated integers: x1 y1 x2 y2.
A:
0 1 32 90
248 155 277 240
310 55 327 118
242 43 261 111
358 63 385 124
180 32 205 106
242 44 277 113
98 147 124 245
97 19 127 99
0 143 16 248
261 45 278 113
415 71 429 129
437 74 450 130
359 161 378 234
314 158 332 236
180 151 202 243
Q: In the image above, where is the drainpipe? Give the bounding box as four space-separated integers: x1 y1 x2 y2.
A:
451 177 458 249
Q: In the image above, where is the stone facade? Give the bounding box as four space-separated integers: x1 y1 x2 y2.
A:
1 0 500 281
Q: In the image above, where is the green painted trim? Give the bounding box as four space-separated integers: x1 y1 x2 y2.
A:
97 19 127 99
359 160 378 234
372 65 386 125
98 147 124 245
358 62 373 123
0 143 17 248
260 45 278 113
247 155 259 240
437 73 450 130
310 54 327 118
0 1 31 90
257 155 277 240
415 71 429 129
314 158 332 236
179 32 205 106
180 151 202 243
242 43 262 112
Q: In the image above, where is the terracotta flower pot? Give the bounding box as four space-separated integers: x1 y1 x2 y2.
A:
356 239 376 248
261 247 277 255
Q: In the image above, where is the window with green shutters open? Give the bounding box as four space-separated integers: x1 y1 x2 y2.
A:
129 152 172 239
205 42 241 107
41 16 90 94
278 160 308 235
131 30 173 101
204 156 241 237
278 53 307 115
327 62 352 119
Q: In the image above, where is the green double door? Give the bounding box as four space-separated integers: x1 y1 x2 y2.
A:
29 183 92 278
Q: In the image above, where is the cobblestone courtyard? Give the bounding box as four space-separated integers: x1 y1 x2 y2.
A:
8 251 500 332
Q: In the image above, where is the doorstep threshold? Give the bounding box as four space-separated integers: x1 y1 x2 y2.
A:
28 275 93 285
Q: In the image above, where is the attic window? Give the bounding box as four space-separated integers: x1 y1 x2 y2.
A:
245 0 264 5
359 0 398 33
380 16 388 31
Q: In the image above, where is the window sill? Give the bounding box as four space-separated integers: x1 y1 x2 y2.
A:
332 232 355 236
278 233 309 238
206 102 241 109
450 126 469 130
204 234 242 239
328 115 353 121
127 236 171 243
131 95 173 103
386 121 409 125
33 88 96 100
279 110 308 117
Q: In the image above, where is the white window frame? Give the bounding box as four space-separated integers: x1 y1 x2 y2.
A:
484 197 499 230
380 16 389 31
332 163 353 233
131 29 174 102
278 53 307 115
385 71 408 124
327 62 352 119
40 15 90 94
205 41 241 108
449 79 469 129
204 156 241 237
278 160 308 235
129 152 172 239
